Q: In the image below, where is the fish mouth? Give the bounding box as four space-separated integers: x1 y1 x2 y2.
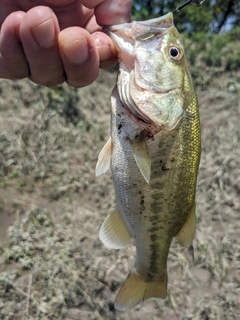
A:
106 12 180 133
104 13 174 67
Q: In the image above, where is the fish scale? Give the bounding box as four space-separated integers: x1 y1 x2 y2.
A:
96 12 201 311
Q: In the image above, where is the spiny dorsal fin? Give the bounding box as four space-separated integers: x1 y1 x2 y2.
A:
175 203 196 247
129 138 151 183
95 137 112 177
99 209 132 249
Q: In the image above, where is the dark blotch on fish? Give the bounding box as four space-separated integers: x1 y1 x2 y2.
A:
118 123 123 133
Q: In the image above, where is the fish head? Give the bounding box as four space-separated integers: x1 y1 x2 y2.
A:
106 13 194 132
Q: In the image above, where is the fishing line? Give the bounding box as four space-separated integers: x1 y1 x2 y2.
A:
173 0 206 13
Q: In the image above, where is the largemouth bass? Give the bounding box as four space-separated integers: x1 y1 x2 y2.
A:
96 12 201 311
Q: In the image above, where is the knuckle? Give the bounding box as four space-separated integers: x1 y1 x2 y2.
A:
2 59 30 80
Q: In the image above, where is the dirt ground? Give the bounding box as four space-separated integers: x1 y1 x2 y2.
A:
0 68 240 320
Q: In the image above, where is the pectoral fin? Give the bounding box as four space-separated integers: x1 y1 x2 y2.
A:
95 137 112 176
99 209 132 249
175 203 196 247
129 138 151 184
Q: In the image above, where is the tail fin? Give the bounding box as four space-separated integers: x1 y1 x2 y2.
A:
114 269 167 311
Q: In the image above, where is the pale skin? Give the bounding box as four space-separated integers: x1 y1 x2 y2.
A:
0 0 132 87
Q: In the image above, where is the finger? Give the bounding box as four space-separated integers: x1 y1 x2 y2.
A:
92 32 117 68
94 0 132 25
81 0 132 25
19 6 65 87
58 27 99 87
48 2 94 30
0 11 29 80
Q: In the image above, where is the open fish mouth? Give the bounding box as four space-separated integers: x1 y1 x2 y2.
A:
104 13 184 132
104 13 174 71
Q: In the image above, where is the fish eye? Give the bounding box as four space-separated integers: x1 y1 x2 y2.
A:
168 46 183 61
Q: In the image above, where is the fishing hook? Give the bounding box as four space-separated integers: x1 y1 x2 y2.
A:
173 0 206 13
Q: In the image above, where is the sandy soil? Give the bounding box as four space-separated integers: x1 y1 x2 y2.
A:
0 69 240 320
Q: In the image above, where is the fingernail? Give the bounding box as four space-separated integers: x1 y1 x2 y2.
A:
62 39 89 64
31 19 55 48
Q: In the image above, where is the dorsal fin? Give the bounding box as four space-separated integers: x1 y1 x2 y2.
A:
95 137 112 177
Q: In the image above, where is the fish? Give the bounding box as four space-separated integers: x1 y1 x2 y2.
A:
95 12 201 311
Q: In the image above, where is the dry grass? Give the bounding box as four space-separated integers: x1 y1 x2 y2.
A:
0 69 240 319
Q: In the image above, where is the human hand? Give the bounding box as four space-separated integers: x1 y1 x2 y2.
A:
0 0 132 87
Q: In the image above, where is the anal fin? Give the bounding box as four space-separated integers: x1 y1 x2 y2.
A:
95 137 112 176
129 138 151 184
99 209 132 249
175 203 196 247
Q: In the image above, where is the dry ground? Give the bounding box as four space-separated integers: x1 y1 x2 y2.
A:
0 69 240 320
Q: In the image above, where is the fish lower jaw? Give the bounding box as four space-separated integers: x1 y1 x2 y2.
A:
115 99 159 136
118 97 166 135
134 80 174 95
126 109 169 136
132 69 176 95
